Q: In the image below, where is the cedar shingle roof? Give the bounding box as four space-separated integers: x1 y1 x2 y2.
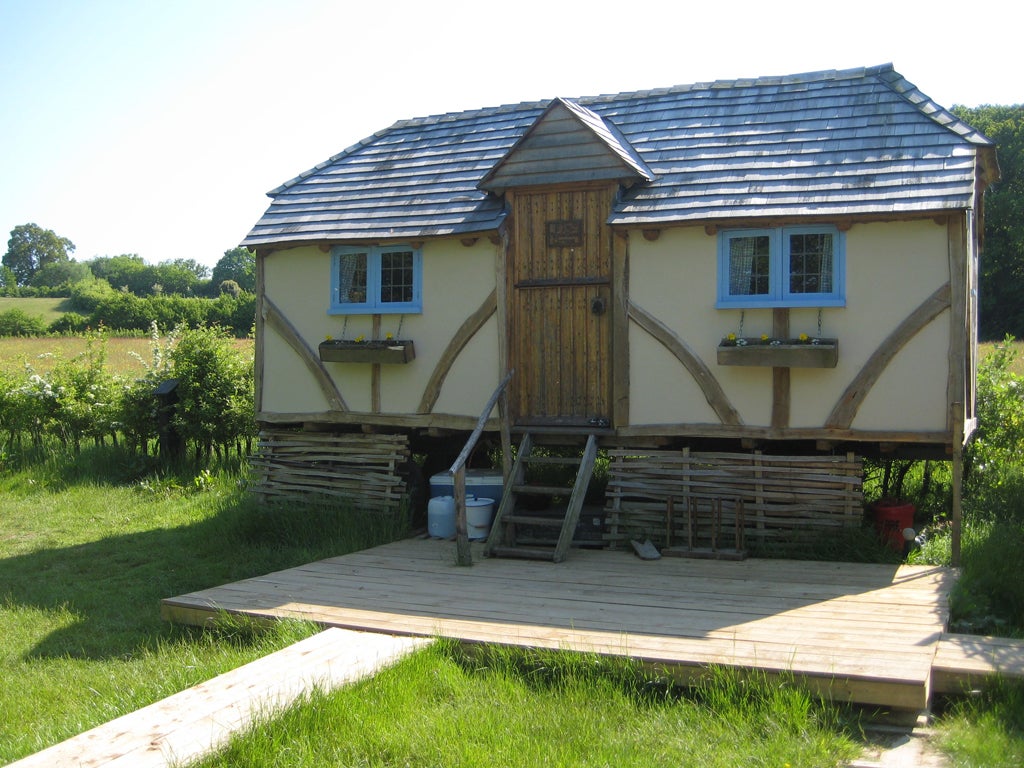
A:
242 64 994 248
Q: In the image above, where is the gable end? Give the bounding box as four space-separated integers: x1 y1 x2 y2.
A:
479 99 654 193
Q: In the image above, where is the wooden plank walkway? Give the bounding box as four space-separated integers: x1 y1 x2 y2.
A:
8 627 427 768
932 632 1024 693
163 538 958 711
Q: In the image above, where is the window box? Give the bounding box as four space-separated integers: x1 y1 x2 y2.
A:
318 339 416 364
717 338 838 368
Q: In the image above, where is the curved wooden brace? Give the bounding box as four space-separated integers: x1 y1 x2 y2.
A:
628 301 742 426
418 288 498 414
262 296 348 413
825 282 951 430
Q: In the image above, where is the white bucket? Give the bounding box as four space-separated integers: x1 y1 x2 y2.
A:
466 497 495 541
427 496 455 539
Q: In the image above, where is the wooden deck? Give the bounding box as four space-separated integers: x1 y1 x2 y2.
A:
163 538 959 711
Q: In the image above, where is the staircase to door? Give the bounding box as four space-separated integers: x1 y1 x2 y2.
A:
484 432 598 562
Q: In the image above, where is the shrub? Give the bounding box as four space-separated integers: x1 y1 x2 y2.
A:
169 325 256 458
44 332 122 450
48 312 90 335
0 308 47 336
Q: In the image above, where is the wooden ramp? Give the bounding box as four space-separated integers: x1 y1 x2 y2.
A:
163 538 958 711
8 628 427 768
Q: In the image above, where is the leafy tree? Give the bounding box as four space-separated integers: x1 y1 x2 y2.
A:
87 254 151 295
2 223 75 286
152 258 207 295
0 265 17 293
210 247 256 293
953 105 1024 338
30 258 91 288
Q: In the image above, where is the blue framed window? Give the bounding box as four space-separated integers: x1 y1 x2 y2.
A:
330 244 423 314
716 226 845 308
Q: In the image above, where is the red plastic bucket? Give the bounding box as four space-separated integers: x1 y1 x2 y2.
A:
872 502 915 552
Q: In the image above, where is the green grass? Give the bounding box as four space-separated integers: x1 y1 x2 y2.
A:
193 642 862 768
0 447 408 764
0 296 71 324
937 680 1024 767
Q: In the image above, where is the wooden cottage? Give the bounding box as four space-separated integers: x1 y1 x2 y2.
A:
243 64 998 560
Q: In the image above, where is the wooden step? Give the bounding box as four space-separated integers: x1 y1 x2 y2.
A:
512 484 574 495
503 514 565 527
523 455 585 466
487 545 557 561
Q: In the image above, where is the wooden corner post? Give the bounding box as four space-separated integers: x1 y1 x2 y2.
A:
951 401 964 568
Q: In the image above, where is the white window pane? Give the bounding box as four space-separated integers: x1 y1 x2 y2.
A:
338 252 368 304
728 235 771 296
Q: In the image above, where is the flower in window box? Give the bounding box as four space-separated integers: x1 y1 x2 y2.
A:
385 332 394 341
798 333 809 344
760 334 770 343
354 334 365 343
325 334 333 341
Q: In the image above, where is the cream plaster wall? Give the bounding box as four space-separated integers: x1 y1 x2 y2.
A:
627 220 954 433
260 239 498 417
262 218 958 435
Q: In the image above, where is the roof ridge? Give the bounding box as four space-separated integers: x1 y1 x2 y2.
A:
874 68 994 146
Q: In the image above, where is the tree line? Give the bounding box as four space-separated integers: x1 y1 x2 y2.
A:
0 224 256 337
953 105 1024 339
1 223 255 298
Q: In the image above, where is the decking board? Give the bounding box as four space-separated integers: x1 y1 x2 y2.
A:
8 627 427 768
162 538 956 710
932 632 1024 693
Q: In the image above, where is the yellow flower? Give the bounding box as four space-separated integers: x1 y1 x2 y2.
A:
325 334 333 341
761 333 769 342
727 332 736 341
799 333 809 342
385 332 394 340
354 334 365 343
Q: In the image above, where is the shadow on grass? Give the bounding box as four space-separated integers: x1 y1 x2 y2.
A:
0 448 410 661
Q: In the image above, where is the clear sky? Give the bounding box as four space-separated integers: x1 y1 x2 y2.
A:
1 0 1020 269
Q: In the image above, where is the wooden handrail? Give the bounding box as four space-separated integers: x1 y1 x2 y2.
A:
448 369 514 566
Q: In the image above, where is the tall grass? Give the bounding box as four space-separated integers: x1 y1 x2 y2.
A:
938 679 1024 767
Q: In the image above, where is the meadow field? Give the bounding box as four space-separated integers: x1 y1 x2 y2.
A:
0 333 253 377
0 296 69 325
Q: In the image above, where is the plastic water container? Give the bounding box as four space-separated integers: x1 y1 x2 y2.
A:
427 496 456 539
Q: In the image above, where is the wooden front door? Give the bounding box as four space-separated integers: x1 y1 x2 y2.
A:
508 186 614 426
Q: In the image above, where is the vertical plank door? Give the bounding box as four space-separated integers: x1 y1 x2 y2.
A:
508 186 614 426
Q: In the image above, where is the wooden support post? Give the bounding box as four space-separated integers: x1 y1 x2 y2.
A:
453 464 471 567
499 376 513 484
687 496 694 551
952 402 964 567
772 308 790 429
666 496 674 548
